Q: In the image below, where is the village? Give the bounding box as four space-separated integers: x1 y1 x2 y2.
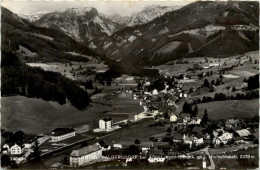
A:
1 52 259 169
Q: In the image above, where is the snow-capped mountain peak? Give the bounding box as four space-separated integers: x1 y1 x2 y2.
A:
128 5 181 26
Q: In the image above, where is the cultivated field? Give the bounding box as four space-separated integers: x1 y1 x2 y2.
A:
197 99 259 120
2 93 143 134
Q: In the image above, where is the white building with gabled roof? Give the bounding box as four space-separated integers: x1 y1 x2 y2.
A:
70 143 102 167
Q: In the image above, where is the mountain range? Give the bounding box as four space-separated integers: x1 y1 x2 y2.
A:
6 1 260 67
24 5 181 49
99 1 259 66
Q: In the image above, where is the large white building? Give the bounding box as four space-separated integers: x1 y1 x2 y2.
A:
99 117 113 130
10 143 24 155
51 128 75 142
70 143 102 167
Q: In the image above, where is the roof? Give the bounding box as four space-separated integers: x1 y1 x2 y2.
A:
141 142 153 148
9 143 24 148
148 149 165 157
50 162 63 168
170 114 177 118
173 133 183 140
192 126 204 133
52 128 75 136
194 133 204 139
236 129 251 137
70 143 102 157
180 113 191 118
101 117 112 122
226 119 240 124
113 144 122 148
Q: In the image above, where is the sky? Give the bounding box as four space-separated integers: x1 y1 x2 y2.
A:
1 1 191 16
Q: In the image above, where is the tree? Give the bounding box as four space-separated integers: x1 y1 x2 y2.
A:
183 102 192 113
201 109 209 127
203 79 210 87
127 145 140 155
33 140 41 162
191 104 198 117
167 127 172 135
211 80 215 86
202 96 207 103
137 81 142 90
215 78 220 86
135 139 140 146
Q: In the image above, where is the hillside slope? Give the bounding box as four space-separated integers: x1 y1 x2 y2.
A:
2 7 99 63
100 1 259 66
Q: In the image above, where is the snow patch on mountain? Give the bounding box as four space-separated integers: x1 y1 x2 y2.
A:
17 45 38 57
238 31 250 41
188 42 194 53
223 11 229 17
158 27 169 35
128 36 137 42
64 7 94 15
128 5 181 26
168 25 226 38
157 41 181 54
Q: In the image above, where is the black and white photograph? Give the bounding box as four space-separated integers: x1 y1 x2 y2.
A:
1 0 259 169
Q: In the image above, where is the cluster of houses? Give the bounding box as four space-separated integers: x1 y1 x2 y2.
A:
2 134 39 164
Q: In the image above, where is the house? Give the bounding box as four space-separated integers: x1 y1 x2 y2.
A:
172 133 183 143
70 143 102 167
99 117 113 130
3 143 11 153
170 114 177 122
225 119 240 129
187 117 201 125
113 144 122 149
147 149 165 163
141 142 153 153
50 162 63 169
192 126 204 134
10 143 24 155
235 129 251 137
179 113 191 124
215 132 233 145
51 128 75 142
152 89 159 95
183 134 204 148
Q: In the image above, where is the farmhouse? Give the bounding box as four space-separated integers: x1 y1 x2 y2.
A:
99 117 113 130
187 117 201 125
170 114 177 122
10 143 24 155
172 133 183 143
152 89 159 95
113 144 123 149
235 129 251 137
215 132 233 145
183 134 204 148
70 143 102 167
225 119 240 129
51 128 75 142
